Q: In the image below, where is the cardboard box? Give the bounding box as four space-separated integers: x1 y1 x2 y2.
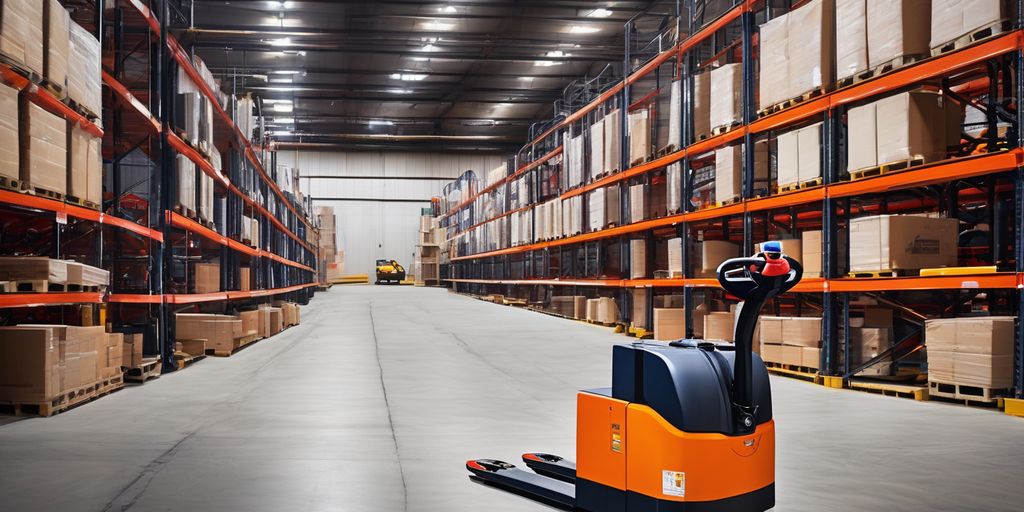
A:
588 187 605 231
238 310 259 336
65 260 109 287
867 0 931 68
850 327 890 362
123 333 144 368
629 184 645 223
21 101 67 195
240 266 251 292
67 124 103 207
836 0 869 79
704 312 734 342
0 257 69 284
759 316 785 345
631 289 648 329
777 123 821 188
596 297 619 324
104 333 123 377
257 306 274 337
176 154 195 211
605 184 621 227
847 90 964 172
0 1 44 76
777 129 800 189
0 326 62 402
801 230 823 276
178 339 206 356
586 299 600 322
569 296 584 320
273 301 300 327
667 237 683 277
630 239 646 279
269 308 284 335
781 317 822 348
781 345 804 366
43 0 69 95
760 343 784 364
925 316 1015 355
710 63 742 129
653 308 686 341
194 262 221 293
863 307 894 329
699 240 740 277
589 116 606 176
849 215 959 272
802 347 821 369
0 83 18 183
176 314 242 353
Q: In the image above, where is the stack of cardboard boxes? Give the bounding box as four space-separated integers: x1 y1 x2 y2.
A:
193 261 221 294
550 296 587 319
758 0 834 110
847 90 963 173
925 316 1014 390
0 256 109 289
0 325 123 405
586 297 619 324
849 215 959 273
317 206 344 283
760 317 823 369
848 308 894 376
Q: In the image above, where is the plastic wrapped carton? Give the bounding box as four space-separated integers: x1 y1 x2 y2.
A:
43 0 69 96
787 0 834 98
589 116 605 177
866 0 931 68
22 102 67 195
849 214 959 272
0 84 18 183
693 71 712 139
0 1 44 76
836 0 868 79
710 63 742 129
758 14 789 109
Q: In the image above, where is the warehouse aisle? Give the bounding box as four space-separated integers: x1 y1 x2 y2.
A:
0 286 1021 511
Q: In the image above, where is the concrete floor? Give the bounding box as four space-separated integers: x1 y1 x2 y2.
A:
0 286 1021 511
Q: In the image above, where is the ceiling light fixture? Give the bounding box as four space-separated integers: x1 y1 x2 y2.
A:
274 117 295 124
420 43 441 52
386 88 414 94
270 70 301 75
440 5 457 13
368 119 395 126
268 37 293 46
263 99 293 105
568 25 601 34
422 20 455 30
269 1 294 9
389 73 428 81
273 103 294 113
587 8 613 18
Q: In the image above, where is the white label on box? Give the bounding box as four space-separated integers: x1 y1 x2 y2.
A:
662 470 685 497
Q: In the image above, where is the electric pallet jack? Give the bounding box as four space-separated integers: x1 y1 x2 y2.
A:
467 241 802 512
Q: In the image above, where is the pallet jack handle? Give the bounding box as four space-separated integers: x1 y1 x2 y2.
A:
716 241 802 433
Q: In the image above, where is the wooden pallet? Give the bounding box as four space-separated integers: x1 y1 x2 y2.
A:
757 87 827 118
63 97 101 123
848 157 925 180
714 197 742 208
764 362 821 383
847 269 918 279
656 144 678 158
205 334 263 357
66 283 103 293
710 122 740 136
41 78 66 100
837 54 926 88
175 353 207 370
928 379 1011 405
27 184 64 202
65 194 101 211
0 375 124 417
848 378 929 401
931 19 1011 57
0 175 23 193
125 358 162 383
503 298 529 307
8 280 68 293
777 177 823 193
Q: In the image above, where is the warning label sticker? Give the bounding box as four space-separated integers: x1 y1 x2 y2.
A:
662 470 685 497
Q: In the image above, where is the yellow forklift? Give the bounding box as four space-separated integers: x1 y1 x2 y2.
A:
375 259 406 285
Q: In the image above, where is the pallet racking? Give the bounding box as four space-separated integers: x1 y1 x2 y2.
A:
436 1 1024 402
0 0 322 373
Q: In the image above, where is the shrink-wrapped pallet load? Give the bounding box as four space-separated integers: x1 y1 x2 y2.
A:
926 316 1015 388
758 14 789 109
836 0 869 80
776 123 822 189
710 63 742 130
605 109 622 172
589 116 605 178
866 0 931 68
67 21 102 118
846 90 964 172
0 1 44 76
693 71 712 139
628 107 651 165
21 101 68 195
67 123 102 206
43 0 69 97
175 154 196 212
668 80 681 149
930 0 1007 50
0 84 19 184
787 0 834 99
849 214 959 272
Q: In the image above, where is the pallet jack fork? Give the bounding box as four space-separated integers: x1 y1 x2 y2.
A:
467 241 802 512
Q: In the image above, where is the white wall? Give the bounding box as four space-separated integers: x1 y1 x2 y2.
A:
278 151 504 277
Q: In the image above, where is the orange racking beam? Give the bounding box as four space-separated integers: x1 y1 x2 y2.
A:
102 71 161 133
0 189 164 242
0 292 105 308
